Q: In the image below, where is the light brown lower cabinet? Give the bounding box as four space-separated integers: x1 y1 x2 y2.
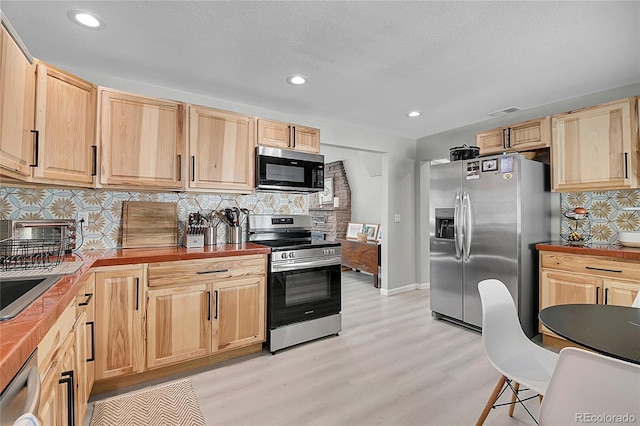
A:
539 251 640 341
37 299 89 426
145 255 267 368
146 284 212 369
214 276 266 352
94 265 146 380
39 359 60 426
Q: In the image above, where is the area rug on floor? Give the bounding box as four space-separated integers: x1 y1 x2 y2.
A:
89 379 206 426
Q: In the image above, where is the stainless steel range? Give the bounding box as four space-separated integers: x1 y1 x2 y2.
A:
248 215 342 354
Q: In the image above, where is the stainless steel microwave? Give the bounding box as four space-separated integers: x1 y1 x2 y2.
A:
256 146 324 192
0 219 76 252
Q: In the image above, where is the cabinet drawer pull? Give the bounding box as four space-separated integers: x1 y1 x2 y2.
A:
87 321 95 362
78 292 93 306
197 269 229 275
207 291 211 321
135 278 140 310
214 290 219 319
605 288 609 305
30 130 39 167
585 266 622 273
596 287 600 304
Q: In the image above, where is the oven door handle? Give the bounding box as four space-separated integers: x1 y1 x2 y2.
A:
271 257 341 273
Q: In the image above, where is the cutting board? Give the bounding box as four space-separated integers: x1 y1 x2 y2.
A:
121 201 178 248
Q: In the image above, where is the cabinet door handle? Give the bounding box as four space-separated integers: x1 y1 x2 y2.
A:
59 370 75 426
214 290 219 319
197 269 229 275
624 152 629 179
91 145 97 176
87 321 95 362
30 130 39 167
604 288 609 305
502 128 509 149
177 154 182 181
585 266 622 273
207 291 211 321
135 278 140 311
78 292 93 306
191 156 196 182
596 287 600 304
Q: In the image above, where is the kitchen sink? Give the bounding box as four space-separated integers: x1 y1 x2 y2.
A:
0 276 61 321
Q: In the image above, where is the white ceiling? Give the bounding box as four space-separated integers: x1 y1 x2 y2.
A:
2 1 639 140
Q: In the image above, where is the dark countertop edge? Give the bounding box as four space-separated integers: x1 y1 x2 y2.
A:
0 244 271 390
536 241 640 260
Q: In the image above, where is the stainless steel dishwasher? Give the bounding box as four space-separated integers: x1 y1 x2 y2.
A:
0 349 40 425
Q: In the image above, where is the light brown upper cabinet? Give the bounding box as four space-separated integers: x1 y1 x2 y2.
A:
551 97 639 192
0 23 36 180
476 117 551 156
188 105 254 193
257 118 320 153
99 88 186 190
32 62 97 186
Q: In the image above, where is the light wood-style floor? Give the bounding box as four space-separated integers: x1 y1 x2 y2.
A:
86 271 542 425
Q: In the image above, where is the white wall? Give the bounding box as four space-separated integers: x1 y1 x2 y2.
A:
73 70 418 293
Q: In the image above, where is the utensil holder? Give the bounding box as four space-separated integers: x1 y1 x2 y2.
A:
204 226 217 246
228 225 242 244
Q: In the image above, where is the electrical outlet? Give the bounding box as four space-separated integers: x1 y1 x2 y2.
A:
76 211 89 224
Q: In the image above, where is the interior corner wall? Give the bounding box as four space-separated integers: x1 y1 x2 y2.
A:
342 155 383 226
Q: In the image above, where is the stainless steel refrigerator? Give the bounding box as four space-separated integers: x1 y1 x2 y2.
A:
429 153 551 337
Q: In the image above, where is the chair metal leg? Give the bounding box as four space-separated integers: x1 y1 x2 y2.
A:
476 375 507 426
508 382 521 417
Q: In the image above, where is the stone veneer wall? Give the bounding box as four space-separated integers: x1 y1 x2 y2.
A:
560 189 640 244
0 186 307 249
309 161 351 241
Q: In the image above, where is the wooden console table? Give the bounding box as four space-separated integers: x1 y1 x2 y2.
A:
337 238 381 288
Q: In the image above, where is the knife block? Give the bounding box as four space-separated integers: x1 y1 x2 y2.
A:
183 234 204 248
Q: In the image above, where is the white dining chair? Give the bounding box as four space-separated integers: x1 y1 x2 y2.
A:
632 291 640 308
539 347 640 425
476 279 558 425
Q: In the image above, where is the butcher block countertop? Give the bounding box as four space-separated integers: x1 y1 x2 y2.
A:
536 241 640 260
0 243 271 391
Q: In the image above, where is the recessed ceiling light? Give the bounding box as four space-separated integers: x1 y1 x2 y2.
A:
287 75 309 85
67 10 105 29
406 111 421 118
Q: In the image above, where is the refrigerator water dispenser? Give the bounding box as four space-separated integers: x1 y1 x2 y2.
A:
435 208 455 240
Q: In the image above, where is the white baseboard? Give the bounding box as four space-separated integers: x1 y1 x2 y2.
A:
380 282 426 296
417 282 430 290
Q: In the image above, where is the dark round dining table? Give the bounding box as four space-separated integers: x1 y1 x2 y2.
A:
539 304 640 365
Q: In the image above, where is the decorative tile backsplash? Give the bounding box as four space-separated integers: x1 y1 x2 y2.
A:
561 189 640 244
0 186 308 249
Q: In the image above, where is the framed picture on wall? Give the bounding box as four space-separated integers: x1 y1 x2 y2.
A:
320 178 334 204
346 222 364 239
363 223 379 241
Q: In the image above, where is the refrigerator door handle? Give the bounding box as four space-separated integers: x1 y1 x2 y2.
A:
463 191 472 260
454 191 463 258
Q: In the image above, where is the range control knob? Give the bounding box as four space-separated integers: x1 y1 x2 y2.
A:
288 252 295 259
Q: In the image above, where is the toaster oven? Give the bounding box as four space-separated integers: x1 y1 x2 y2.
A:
0 219 76 252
